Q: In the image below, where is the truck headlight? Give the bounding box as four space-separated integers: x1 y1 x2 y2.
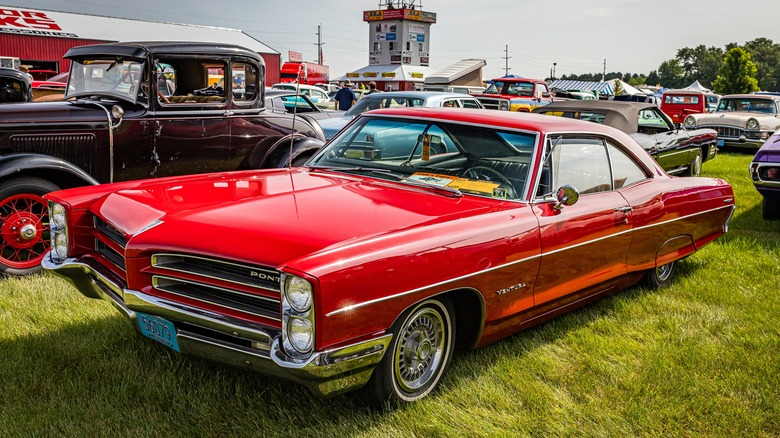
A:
287 316 313 353
683 116 696 128
48 201 68 262
285 275 312 312
746 118 759 130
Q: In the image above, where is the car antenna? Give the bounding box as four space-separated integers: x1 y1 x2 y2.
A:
288 67 303 168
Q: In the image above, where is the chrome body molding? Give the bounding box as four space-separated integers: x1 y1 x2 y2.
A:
43 252 393 397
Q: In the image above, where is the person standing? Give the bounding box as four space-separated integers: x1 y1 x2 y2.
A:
366 81 380 95
334 80 357 111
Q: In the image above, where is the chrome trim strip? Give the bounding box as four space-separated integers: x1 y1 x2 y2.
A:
152 253 281 293
326 252 541 316
152 275 281 321
327 203 735 316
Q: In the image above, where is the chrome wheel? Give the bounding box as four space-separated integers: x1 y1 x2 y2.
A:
394 306 446 392
656 262 674 282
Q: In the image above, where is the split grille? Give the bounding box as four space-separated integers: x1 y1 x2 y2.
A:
93 216 127 272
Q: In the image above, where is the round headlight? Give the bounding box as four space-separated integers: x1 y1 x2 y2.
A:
111 105 124 120
285 276 313 312
54 232 68 260
287 317 313 353
746 118 759 130
51 203 66 231
683 116 696 128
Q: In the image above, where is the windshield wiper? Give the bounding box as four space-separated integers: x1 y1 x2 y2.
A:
307 165 462 197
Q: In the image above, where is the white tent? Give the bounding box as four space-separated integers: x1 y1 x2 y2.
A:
684 80 712 93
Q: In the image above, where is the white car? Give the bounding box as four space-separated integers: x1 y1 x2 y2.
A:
683 94 780 149
271 83 333 109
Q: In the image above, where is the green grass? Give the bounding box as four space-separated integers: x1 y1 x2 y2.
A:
1 152 778 437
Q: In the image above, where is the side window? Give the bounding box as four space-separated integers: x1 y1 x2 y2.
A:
232 62 258 102
607 142 648 189
550 138 612 195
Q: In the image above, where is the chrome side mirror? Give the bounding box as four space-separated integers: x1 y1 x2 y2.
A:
554 184 579 210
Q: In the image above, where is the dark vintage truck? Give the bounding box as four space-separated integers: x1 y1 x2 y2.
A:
0 41 326 275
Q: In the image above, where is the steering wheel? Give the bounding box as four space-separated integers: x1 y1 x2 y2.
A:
465 166 517 199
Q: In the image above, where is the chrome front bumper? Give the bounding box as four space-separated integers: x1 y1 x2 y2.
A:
42 253 392 397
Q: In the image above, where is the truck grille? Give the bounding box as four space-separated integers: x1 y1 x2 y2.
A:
150 253 281 321
10 134 96 175
477 98 502 110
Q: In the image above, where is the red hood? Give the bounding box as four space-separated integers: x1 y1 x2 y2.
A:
91 168 504 267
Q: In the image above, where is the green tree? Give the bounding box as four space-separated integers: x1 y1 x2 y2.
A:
657 59 684 88
676 45 723 87
711 47 760 94
646 70 660 86
742 37 780 91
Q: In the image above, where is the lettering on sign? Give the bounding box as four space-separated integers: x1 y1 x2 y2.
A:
0 8 63 31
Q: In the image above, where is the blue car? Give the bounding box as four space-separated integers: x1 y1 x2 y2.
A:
317 91 483 139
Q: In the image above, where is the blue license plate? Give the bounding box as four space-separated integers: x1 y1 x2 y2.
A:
137 312 180 352
717 138 725 147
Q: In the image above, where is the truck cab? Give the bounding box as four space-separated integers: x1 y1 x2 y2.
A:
473 77 553 111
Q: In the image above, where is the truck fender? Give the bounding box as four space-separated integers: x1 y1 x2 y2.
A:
0 153 100 188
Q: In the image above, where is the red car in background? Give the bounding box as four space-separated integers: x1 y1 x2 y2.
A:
44 108 735 406
661 89 718 124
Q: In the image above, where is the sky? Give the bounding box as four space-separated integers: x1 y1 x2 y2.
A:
3 0 779 81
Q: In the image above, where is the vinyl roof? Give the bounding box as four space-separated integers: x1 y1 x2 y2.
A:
0 5 278 55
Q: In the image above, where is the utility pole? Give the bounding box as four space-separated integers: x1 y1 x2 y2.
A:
602 59 606 82
552 62 557 80
502 45 511 76
315 24 324 65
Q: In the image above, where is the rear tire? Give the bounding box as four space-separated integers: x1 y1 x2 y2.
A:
763 197 780 220
0 177 61 276
360 297 455 408
682 150 702 177
643 261 676 288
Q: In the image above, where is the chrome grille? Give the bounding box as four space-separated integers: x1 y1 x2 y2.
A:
151 253 282 321
95 240 125 270
93 216 127 272
477 98 501 110
10 134 96 174
94 217 127 247
153 276 280 320
702 125 742 139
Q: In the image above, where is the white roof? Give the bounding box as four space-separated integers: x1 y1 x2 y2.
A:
425 59 486 84
336 64 437 83
0 5 278 54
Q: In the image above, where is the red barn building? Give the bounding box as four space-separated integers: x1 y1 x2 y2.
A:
0 5 281 83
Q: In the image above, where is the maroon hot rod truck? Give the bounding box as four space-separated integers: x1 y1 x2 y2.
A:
0 41 325 275
44 108 734 406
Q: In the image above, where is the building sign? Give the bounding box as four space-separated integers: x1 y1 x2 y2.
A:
409 23 426 33
346 72 360 78
380 23 396 32
369 57 380 65
386 33 396 41
382 72 396 78
0 8 78 37
363 72 378 78
363 8 436 23
390 55 401 64
288 51 303 62
375 34 386 41
410 72 424 79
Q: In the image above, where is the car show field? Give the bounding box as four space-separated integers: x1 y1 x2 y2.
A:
0 151 777 436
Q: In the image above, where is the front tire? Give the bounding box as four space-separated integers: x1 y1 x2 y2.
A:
763 197 780 220
360 298 456 408
0 177 61 276
643 260 676 288
682 150 702 177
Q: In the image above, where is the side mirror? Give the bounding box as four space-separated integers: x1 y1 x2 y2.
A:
541 91 551 98
554 184 579 210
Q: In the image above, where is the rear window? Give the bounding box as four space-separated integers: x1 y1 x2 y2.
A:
664 95 699 104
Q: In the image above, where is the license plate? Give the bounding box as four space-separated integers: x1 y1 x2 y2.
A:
717 138 725 147
137 312 180 352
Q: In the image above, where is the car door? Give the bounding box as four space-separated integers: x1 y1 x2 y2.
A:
531 136 638 307
639 107 692 170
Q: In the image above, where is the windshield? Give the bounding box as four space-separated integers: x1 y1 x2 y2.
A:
345 96 426 116
308 115 538 200
485 81 534 96
717 98 777 114
66 58 145 101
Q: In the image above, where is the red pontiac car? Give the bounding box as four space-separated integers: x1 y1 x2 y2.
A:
44 108 735 406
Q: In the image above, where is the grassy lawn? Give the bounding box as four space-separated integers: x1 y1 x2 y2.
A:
1 152 778 437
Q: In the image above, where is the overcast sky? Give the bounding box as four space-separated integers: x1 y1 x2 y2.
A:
3 0 779 80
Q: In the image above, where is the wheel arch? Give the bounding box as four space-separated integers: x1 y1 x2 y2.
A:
263 135 325 168
0 154 99 190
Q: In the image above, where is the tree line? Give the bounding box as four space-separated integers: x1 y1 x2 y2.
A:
555 37 779 94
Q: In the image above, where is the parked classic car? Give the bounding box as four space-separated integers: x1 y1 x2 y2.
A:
683 94 780 149
533 100 717 176
0 41 325 275
44 108 735 406
317 91 483 139
271 83 333 109
473 77 553 111
265 88 344 120
750 129 780 219
0 67 32 103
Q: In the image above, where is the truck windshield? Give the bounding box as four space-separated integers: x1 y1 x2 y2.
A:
66 58 145 101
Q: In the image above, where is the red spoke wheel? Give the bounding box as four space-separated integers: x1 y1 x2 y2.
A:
0 177 60 276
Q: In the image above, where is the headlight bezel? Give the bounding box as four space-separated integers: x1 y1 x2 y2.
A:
280 273 316 357
683 116 696 128
47 201 69 263
746 118 759 130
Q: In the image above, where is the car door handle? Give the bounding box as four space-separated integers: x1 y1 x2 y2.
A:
615 206 633 213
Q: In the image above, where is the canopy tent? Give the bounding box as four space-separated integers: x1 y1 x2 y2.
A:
548 79 613 96
684 80 712 93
